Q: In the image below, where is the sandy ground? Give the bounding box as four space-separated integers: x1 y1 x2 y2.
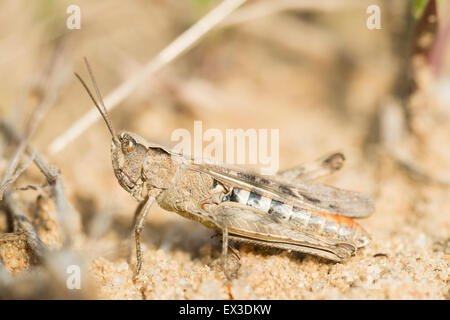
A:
0 0 449 299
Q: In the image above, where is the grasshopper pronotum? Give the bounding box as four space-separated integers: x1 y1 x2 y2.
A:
75 58 374 280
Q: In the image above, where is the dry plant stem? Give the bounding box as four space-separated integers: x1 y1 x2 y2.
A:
48 170 72 247
0 41 66 199
0 141 29 198
2 189 47 259
49 0 248 154
0 121 74 246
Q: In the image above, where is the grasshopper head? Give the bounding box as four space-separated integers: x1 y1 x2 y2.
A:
111 131 148 201
75 58 148 201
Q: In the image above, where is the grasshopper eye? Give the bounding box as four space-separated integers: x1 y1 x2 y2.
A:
122 136 136 154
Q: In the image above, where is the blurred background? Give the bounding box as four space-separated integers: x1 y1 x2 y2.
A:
0 0 449 299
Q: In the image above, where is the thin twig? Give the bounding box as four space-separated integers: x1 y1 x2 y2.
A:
15 184 45 192
0 151 36 195
48 0 248 154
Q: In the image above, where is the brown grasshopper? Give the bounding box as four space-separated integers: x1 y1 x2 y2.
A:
75 58 374 280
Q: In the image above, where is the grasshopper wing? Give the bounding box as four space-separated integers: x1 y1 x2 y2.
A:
185 162 374 218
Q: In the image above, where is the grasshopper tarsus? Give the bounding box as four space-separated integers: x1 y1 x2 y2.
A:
133 228 143 282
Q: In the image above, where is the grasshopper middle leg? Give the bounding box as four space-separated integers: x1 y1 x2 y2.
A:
221 226 240 280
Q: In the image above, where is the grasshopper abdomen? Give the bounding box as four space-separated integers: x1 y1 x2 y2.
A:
220 186 370 253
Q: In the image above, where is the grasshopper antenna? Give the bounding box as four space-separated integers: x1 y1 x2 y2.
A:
74 58 119 145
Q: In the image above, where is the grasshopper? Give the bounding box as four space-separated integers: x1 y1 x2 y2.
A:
75 58 374 280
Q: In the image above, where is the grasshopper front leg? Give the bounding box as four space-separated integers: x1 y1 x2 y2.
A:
132 189 161 281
